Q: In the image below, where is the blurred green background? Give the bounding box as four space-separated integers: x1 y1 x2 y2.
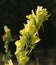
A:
0 0 56 55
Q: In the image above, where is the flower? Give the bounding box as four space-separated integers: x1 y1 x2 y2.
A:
26 14 34 21
20 24 36 36
15 6 50 65
26 10 38 25
20 29 26 35
15 51 29 65
19 54 29 65
2 34 8 41
24 23 36 35
15 39 25 50
36 6 49 22
26 10 36 21
4 26 11 35
3 26 12 42
15 36 27 55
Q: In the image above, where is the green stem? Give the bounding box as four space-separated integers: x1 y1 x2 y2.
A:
28 45 35 55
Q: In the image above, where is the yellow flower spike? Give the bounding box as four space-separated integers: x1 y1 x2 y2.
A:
15 6 50 65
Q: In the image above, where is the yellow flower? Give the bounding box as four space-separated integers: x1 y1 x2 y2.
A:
15 40 25 50
25 24 36 35
20 23 36 36
26 10 36 21
19 54 29 65
15 36 27 55
26 10 37 24
20 29 26 35
4 26 11 35
36 6 49 22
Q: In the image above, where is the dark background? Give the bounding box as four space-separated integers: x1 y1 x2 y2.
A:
0 0 56 54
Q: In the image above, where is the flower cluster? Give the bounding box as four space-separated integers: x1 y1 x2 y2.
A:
15 6 50 65
3 26 11 41
2 26 13 65
3 26 12 52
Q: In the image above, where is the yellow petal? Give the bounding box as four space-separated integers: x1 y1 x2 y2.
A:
19 29 26 35
26 14 33 20
32 34 40 44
